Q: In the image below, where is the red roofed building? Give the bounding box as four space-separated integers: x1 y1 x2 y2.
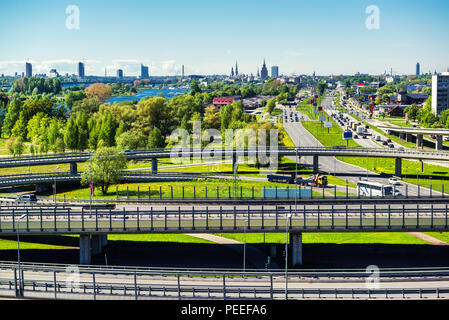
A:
212 97 234 111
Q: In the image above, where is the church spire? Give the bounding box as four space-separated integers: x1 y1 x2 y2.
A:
235 61 238 76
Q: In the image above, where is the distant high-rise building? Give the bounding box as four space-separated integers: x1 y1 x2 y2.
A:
260 60 268 80
271 66 279 78
235 61 238 76
257 67 260 79
78 62 85 78
182 65 185 79
25 62 32 78
432 73 449 115
416 62 420 76
231 67 234 77
117 69 124 79
141 64 149 79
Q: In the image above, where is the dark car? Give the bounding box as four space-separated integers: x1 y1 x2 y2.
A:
386 139 392 143
388 144 395 148
382 141 388 146
353 134 358 139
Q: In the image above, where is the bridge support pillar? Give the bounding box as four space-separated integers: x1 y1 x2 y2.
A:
416 134 423 149
152 159 158 174
395 158 402 178
313 155 319 173
232 155 239 175
289 232 302 266
35 184 45 193
436 135 443 151
70 162 78 175
91 234 107 255
399 132 405 140
79 235 91 265
406 134 413 143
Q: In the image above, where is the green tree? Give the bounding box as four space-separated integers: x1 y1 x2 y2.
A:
64 117 79 150
80 147 128 195
147 127 165 149
13 136 25 156
2 98 22 137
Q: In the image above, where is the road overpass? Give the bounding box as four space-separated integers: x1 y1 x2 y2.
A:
378 126 449 151
2 261 449 300
1 203 448 264
2 147 449 177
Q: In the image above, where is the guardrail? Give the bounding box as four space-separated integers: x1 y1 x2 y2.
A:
1 146 449 168
0 203 447 234
1 262 449 300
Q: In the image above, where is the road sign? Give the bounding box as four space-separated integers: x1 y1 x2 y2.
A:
318 115 326 122
312 109 319 115
318 106 323 111
324 121 333 128
342 131 353 140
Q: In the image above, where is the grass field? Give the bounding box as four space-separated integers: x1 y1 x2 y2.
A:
0 232 429 251
215 232 429 244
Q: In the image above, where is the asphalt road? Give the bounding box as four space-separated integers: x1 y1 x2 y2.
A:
283 96 439 197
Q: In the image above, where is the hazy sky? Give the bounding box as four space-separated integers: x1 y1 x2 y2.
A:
1 0 448 76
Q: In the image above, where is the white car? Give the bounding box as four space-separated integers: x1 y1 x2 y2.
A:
388 178 400 185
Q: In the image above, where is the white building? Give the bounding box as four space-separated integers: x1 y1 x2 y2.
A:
432 72 449 115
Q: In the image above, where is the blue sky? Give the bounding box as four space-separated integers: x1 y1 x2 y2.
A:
1 0 448 76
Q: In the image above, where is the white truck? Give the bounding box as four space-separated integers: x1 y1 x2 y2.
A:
356 125 366 134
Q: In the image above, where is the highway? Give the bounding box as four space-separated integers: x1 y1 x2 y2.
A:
284 96 441 198
1 262 449 300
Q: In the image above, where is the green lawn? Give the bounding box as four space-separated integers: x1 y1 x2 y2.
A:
215 232 429 244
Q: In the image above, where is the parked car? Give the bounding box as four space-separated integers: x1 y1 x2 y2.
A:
15 194 37 202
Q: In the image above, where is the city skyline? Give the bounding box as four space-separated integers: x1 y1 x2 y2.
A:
1 0 449 76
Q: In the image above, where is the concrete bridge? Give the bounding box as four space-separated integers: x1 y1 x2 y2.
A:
2 147 449 177
2 203 448 265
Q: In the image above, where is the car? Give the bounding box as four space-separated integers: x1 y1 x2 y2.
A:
123 149 134 154
388 177 401 185
15 194 37 202
362 135 367 139
398 147 405 151
430 135 436 139
386 139 392 143
353 134 358 139
382 141 388 146
388 143 395 148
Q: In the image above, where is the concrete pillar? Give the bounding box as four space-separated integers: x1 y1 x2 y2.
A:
416 134 423 149
406 134 413 143
289 232 302 266
91 235 103 255
79 235 91 265
232 154 239 175
395 158 402 177
436 135 443 151
100 234 108 247
270 245 277 258
35 184 45 193
313 155 319 173
399 132 405 140
70 162 77 175
151 158 158 174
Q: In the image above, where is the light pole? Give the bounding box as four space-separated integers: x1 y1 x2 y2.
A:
54 166 60 203
285 213 292 300
243 219 248 272
16 213 27 297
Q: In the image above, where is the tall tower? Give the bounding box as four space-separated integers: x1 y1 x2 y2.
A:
235 61 238 76
260 59 268 80
416 62 420 76
25 62 32 78
231 67 234 77
78 62 85 78
182 65 185 79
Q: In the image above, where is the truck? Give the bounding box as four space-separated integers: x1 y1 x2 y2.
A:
357 125 366 134
296 174 328 187
351 122 359 131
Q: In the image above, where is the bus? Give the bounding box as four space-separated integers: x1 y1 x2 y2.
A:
357 181 399 197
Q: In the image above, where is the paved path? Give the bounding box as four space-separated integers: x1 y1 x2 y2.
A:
406 233 449 246
185 233 279 270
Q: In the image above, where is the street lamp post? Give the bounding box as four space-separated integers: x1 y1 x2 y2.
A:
16 213 27 297
54 166 60 203
243 219 248 272
285 213 292 300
